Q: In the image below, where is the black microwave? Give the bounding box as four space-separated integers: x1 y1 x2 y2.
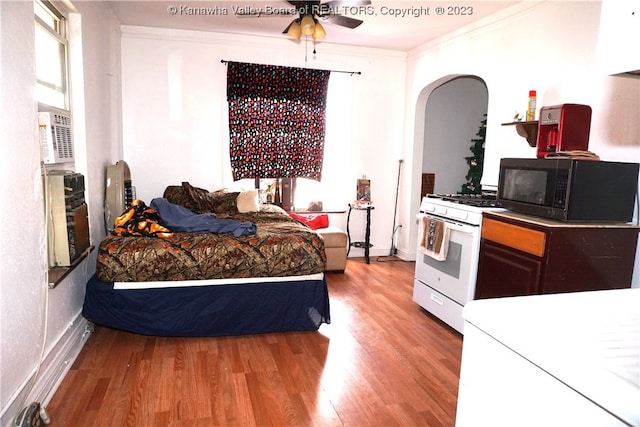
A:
497 158 639 222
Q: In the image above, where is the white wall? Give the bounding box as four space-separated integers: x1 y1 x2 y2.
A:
119 27 407 256
0 1 121 423
1 5 45 420
398 0 640 274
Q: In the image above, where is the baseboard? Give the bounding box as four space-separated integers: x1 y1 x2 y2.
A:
347 248 396 258
396 248 416 262
0 313 91 427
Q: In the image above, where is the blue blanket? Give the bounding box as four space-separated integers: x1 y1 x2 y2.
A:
150 198 256 237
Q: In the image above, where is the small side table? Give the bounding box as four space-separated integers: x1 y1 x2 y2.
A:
346 203 374 264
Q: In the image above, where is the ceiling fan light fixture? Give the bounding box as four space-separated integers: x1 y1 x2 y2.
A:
300 14 315 36
312 21 326 40
287 20 302 40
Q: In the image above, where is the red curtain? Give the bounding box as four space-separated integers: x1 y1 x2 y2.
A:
226 61 330 181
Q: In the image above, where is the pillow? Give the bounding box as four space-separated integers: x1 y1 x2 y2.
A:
208 189 240 215
260 204 288 214
163 185 201 212
164 182 241 214
236 190 260 213
182 182 239 214
289 212 329 230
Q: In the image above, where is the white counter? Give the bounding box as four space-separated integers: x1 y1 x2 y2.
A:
456 289 639 427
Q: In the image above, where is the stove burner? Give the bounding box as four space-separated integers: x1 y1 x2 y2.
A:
430 193 501 208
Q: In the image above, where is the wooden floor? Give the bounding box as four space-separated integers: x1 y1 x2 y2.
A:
47 258 463 426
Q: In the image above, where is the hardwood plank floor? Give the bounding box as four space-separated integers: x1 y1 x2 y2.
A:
47 258 463 426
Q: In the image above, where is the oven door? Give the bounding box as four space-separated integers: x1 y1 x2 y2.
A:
414 213 481 306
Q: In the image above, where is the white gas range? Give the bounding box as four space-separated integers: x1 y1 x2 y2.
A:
413 194 504 334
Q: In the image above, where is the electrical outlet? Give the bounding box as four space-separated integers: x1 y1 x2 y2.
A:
14 402 42 427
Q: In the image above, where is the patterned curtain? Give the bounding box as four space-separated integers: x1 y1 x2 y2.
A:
226 61 331 181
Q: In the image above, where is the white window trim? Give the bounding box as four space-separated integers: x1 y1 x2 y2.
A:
35 0 70 111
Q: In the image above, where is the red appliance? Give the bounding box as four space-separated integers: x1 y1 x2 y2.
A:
536 104 592 158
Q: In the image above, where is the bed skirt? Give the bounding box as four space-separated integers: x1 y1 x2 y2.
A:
82 274 331 337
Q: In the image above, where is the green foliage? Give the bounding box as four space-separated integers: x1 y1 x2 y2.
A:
460 115 487 195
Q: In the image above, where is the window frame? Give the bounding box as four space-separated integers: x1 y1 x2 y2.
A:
34 0 70 111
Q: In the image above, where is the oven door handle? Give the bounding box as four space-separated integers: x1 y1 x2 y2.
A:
417 213 477 235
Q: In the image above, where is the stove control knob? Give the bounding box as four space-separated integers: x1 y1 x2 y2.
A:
435 206 447 215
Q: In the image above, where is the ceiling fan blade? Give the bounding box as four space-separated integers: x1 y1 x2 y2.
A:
324 0 371 7
325 14 363 29
286 0 320 7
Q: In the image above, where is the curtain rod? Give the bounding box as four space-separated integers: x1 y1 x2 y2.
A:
220 60 361 76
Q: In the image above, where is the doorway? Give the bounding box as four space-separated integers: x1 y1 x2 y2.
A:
422 76 488 195
404 75 488 260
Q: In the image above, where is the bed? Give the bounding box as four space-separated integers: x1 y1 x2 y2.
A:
82 182 331 337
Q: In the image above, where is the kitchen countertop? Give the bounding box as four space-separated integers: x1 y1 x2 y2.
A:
484 210 640 228
463 289 639 426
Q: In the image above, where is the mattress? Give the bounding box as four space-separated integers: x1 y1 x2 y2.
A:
96 208 326 282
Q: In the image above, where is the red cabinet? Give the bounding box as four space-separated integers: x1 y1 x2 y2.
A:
475 211 639 300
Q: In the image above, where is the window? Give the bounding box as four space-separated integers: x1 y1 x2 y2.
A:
292 73 353 210
35 0 69 110
235 73 354 211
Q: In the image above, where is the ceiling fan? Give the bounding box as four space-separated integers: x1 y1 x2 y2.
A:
282 0 372 41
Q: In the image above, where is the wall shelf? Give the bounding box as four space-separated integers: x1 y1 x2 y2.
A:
502 121 538 147
48 245 94 289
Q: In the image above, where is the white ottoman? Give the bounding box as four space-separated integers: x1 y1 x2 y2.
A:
316 226 347 272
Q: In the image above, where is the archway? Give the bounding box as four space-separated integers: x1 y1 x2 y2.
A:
405 75 488 257
423 76 488 195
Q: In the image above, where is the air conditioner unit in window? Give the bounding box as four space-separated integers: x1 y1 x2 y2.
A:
38 110 74 164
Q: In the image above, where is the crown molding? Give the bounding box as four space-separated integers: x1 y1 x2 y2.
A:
408 1 546 59
120 25 407 61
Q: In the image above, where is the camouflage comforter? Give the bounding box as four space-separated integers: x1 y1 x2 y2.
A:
96 184 326 282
